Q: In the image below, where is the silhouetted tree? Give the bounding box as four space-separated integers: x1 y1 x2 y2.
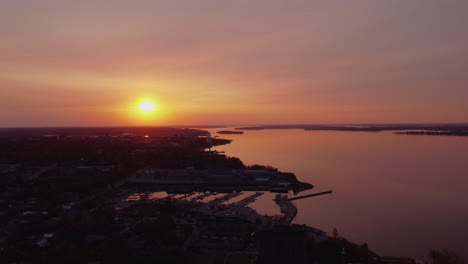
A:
332 227 340 238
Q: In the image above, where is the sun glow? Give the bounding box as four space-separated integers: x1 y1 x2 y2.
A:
121 97 168 124
138 99 156 113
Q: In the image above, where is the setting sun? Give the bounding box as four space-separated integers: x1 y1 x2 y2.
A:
124 98 166 124
138 99 156 113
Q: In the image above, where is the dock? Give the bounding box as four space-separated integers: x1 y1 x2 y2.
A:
230 192 264 207
190 192 213 202
174 192 196 200
209 192 243 206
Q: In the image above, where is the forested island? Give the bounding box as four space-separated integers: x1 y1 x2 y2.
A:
217 130 244 134
235 124 468 136
395 131 468 137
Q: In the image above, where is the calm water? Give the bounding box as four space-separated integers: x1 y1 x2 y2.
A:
211 129 468 260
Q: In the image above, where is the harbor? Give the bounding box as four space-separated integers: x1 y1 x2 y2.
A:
117 186 332 228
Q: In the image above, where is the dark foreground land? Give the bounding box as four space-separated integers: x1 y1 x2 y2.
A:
0 127 433 263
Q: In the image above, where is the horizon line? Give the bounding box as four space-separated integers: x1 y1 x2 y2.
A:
2 122 468 129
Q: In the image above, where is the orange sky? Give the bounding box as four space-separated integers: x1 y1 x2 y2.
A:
1 1 468 127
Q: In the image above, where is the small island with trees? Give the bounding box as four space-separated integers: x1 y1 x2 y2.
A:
217 130 244 135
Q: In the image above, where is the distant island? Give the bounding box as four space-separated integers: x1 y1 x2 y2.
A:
235 124 468 136
395 130 468 137
217 130 244 134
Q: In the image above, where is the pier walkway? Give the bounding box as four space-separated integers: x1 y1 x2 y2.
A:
190 192 213 202
230 192 264 207
174 192 196 200
275 195 297 224
209 192 243 206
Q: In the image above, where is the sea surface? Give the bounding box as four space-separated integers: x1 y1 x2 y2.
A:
210 128 468 260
